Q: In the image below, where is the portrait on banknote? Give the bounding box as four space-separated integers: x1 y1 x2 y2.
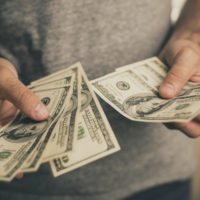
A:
123 94 172 118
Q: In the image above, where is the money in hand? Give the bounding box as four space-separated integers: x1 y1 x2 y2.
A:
0 63 120 181
91 57 200 122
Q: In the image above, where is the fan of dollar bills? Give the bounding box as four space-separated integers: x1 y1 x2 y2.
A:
0 63 120 182
1 57 200 182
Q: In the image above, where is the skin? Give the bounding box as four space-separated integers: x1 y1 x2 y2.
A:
1 0 200 179
0 58 49 179
159 0 200 138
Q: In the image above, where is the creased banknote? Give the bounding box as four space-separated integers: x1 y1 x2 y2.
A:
91 57 200 122
50 67 120 177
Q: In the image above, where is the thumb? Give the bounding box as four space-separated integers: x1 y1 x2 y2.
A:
159 47 200 98
0 62 49 121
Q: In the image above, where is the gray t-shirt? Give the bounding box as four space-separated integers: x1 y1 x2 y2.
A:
0 1 195 200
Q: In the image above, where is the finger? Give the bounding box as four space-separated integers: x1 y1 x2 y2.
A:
0 116 16 128
172 120 200 138
0 100 17 120
0 101 17 126
190 72 200 82
159 46 200 98
0 66 49 121
15 173 23 179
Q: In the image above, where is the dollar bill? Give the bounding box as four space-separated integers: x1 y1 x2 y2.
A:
22 65 81 171
0 85 73 181
115 57 168 73
28 75 73 91
91 57 200 122
50 67 120 177
30 63 80 86
41 64 81 162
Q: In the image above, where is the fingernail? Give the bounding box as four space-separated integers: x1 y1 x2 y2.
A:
160 83 175 97
34 103 49 119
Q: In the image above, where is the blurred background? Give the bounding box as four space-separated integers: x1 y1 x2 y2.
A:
171 1 200 200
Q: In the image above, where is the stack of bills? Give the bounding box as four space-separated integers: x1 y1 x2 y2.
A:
91 57 200 122
0 63 120 182
2 56 199 182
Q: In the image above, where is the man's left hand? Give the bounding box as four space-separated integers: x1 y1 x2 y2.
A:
159 34 200 138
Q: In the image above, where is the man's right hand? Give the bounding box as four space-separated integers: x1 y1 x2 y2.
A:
0 58 49 179
0 58 49 128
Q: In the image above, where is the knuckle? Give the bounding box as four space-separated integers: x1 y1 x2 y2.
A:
181 45 200 61
0 67 9 82
0 60 17 78
6 77 19 91
167 70 183 84
18 89 33 105
182 45 195 54
185 32 200 49
0 77 19 98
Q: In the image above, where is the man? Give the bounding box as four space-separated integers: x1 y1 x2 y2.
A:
0 0 199 199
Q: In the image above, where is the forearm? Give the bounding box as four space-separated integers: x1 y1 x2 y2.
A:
170 0 200 40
